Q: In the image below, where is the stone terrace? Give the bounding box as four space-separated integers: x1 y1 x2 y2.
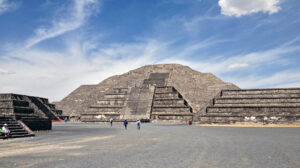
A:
200 88 300 124
0 94 62 139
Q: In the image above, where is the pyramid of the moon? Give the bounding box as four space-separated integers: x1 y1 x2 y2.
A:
55 64 300 124
55 64 238 122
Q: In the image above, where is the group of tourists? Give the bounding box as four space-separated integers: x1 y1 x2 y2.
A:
109 118 141 130
0 123 10 139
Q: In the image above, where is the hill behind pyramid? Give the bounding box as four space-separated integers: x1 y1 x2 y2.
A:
55 64 239 121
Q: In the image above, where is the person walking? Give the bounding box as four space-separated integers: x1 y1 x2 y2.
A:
123 120 128 130
136 120 141 130
110 118 113 127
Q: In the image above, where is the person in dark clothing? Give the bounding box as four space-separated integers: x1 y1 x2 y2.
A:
136 120 141 130
123 120 128 129
110 118 113 127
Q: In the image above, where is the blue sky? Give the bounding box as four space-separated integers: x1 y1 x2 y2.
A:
0 0 300 101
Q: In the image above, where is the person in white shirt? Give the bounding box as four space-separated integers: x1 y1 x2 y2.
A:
2 123 10 137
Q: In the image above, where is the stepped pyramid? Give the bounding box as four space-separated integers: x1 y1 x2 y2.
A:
56 64 238 122
199 88 300 124
56 64 300 124
0 94 62 139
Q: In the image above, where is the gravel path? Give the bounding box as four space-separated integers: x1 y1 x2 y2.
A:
0 122 299 168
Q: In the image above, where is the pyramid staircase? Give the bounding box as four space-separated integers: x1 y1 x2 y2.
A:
151 86 193 121
81 88 129 122
200 88 300 124
25 96 62 120
0 116 34 139
0 94 59 139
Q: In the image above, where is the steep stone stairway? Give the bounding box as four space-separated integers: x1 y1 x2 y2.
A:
25 96 62 120
81 88 129 122
200 88 300 124
151 86 193 121
0 94 55 138
0 116 34 139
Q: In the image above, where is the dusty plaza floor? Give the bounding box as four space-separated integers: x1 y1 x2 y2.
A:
0 122 300 168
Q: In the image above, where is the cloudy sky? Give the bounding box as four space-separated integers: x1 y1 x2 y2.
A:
0 0 300 101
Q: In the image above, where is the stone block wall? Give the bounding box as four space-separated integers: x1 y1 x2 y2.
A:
200 88 300 124
0 94 62 135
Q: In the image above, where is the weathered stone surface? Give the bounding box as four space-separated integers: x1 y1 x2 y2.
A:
0 93 62 138
200 88 300 124
56 64 238 122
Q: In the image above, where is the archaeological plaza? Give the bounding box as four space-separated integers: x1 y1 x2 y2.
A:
1 64 299 168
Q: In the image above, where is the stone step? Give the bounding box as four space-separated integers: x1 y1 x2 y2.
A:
153 105 189 108
87 108 123 112
0 100 29 108
206 112 300 117
151 112 193 116
222 88 300 95
104 94 126 99
199 115 300 124
154 99 185 106
154 93 179 99
113 88 129 92
0 108 14 115
10 129 28 133
155 87 174 93
207 106 300 113
0 122 20 126
89 105 124 108
96 99 125 105
213 103 300 107
221 93 300 98
214 97 300 104
152 107 191 113
82 112 121 115
14 107 35 114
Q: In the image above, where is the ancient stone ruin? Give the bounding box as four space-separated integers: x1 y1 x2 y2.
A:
0 94 62 139
199 88 300 124
56 64 300 124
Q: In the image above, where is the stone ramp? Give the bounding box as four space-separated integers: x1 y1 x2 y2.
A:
200 88 300 124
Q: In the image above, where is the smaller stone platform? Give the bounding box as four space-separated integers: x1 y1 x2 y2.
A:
0 93 62 139
200 88 300 124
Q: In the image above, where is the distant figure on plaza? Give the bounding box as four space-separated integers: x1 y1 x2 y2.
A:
110 118 113 127
136 120 141 130
123 120 128 129
1 123 10 138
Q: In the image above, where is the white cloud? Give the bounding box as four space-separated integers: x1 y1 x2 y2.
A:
0 0 19 15
0 68 15 75
1 36 300 101
228 63 248 69
0 38 164 101
160 43 300 75
25 0 99 48
218 0 281 17
225 70 300 88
